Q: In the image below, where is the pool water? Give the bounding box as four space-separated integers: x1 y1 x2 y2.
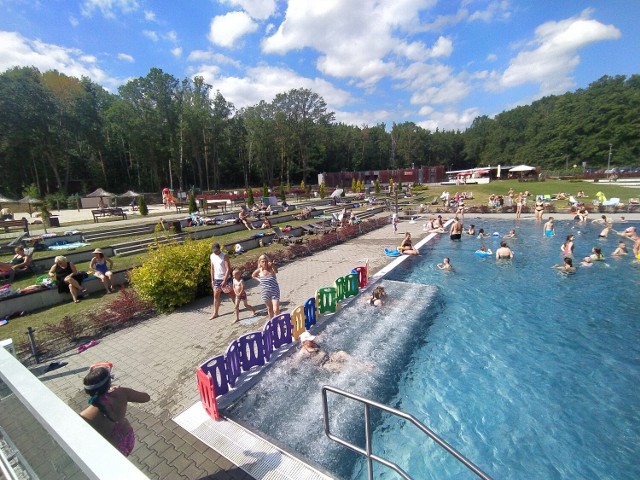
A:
351 219 640 479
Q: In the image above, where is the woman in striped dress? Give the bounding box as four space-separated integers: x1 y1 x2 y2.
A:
252 254 281 319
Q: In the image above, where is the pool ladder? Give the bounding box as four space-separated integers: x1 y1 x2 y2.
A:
321 385 492 480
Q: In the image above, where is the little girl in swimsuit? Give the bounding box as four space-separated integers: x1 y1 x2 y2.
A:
232 268 256 323
80 363 150 457
561 235 574 256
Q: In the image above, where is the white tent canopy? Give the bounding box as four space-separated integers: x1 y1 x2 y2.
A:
509 165 535 172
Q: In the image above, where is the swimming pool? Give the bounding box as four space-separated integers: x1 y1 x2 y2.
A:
224 218 639 479
351 219 640 479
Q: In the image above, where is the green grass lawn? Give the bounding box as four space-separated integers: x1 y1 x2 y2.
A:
418 179 636 207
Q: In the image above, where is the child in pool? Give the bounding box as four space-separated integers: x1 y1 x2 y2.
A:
475 245 492 255
611 242 628 256
437 257 453 270
553 257 576 273
232 268 256 322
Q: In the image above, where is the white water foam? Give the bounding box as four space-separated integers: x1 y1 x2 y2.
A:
225 280 440 478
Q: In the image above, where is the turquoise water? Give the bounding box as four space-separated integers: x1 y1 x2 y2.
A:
351 220 640 479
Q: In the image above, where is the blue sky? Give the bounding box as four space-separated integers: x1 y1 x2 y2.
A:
0 1 637 130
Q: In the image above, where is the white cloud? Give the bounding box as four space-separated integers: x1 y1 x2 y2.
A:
208 11 258 48
80 0 139 19
187 50 242 69
423 7 469 32
0 31 121 89
334 108 394 127
69 16 79 27
192 65 353 110
486 53 497 62
221 0 277 20
468 0 511 23
427 36 453 57
422 1 511 31
171 47 182 58
165 30 178 43
117 53 134 62
144 10 156 22
498 9 621 95
143 30 159 42
259 1 451 95
417 107 481 131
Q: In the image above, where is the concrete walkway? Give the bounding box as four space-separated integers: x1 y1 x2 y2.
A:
31 211 639 479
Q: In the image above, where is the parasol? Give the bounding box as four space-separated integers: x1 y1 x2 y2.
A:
120 190 141 197
86 188 116 198
18 196 42 216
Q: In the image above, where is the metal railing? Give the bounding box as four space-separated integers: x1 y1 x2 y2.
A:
321 385 492 480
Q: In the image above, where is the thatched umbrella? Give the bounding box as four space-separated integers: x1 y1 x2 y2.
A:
120 190 142 208
18 196 42 216
86 188 116 208
120 190 141 197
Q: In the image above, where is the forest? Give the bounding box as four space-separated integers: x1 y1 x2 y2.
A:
0 66 638 198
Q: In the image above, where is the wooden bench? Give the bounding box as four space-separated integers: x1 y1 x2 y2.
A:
91 208 128 223
1 218 30 236
205 200 228 213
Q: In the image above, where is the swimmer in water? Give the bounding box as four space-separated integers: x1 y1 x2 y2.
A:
553 257 576 273
589 246 605 261
364 286 387 306
561 235 575 257
611 242 628 256
496 241 514 260
543 217 555 237
437 257 453 270
475 245 493 255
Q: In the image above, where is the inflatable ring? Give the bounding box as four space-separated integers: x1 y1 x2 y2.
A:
384 247 401 257
475 250 492 257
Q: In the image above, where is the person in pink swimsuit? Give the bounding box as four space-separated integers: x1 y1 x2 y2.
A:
80 363 150 456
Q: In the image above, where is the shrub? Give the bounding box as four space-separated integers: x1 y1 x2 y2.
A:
375 178 380 194
44 192 66 211
43 315 83 342
263 184 269 197
247 187 254 206
319 181 326 199
138 195 149 215
106 287 153 324
130 238 212 312
189 193 198 214
279 183 286 201
67 194 81 210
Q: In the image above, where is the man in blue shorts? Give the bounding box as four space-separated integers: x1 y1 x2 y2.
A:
209 242 235 319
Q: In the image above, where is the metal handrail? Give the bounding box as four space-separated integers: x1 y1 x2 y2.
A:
321 385 492 480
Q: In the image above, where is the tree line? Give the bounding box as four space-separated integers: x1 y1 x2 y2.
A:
1 66 638 199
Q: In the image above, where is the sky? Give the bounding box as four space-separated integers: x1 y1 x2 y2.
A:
0 0 638 131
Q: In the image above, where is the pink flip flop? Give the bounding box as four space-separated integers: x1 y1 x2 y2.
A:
77 339 100 353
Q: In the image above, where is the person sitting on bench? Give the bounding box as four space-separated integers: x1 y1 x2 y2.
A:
10 246 33 275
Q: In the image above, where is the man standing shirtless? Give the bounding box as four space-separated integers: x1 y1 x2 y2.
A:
209 242 235 319
449 217 463 240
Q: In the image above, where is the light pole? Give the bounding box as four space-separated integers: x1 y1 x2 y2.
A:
607 143 613 171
